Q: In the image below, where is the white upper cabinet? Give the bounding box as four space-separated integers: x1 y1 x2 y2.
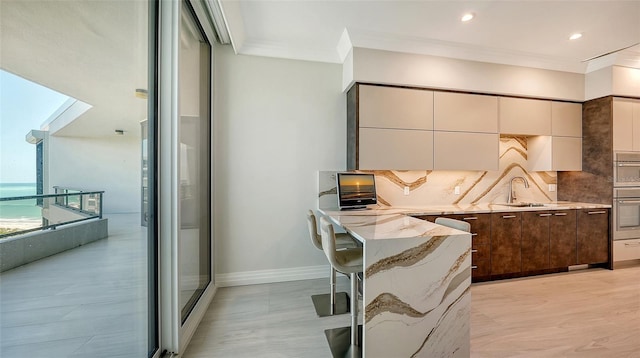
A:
499 97 552 135
613 98 640 151
359 128 434 170
551 102 582 137
359 85 433 130
433 92 498 133
528 136 582 171
433 132 499 170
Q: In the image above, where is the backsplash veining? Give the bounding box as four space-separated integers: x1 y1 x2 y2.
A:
319 136 557 209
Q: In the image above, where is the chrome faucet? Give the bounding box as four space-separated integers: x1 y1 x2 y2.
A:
507 176 529 203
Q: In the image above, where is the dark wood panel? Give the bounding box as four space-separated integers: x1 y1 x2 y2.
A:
472 259 491 278
557 96 613 204
491 212 521 275
550 210 578 268
521 211 550 272
472 244 490 261
577 209 609 264
459 214 491 246
346 84 358 170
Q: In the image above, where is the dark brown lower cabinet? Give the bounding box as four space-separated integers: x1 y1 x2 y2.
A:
521 212 551 272
490 212 521 275
414 213 491 281
577 209 609 264
415 208 609 281
549 210 577 268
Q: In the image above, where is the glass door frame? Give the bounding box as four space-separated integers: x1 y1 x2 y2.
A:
157 0 217 354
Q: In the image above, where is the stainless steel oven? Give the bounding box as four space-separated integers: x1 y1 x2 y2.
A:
613 187 640 240
613 151 640 186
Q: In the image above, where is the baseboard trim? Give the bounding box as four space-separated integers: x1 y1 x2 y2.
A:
215 265 330 287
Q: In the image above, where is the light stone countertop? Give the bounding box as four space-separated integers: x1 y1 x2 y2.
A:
319 212 464 241
320 201 610 242
324 201 610 216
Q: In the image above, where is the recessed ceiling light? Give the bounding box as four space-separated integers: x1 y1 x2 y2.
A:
569 33 583 40
461 13 474 22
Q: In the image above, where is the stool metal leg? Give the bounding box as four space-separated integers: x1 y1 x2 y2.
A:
311 266 350 317
350 272 358 346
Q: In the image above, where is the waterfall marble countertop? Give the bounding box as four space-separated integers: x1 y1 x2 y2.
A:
324 200 610 218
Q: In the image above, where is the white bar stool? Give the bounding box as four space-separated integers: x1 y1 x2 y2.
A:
435 217 471 232
307 210 358 317
320 217 363 356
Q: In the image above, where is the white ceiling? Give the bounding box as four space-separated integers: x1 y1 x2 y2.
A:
221 0 640 73
1 1 638 139
0 1 148 138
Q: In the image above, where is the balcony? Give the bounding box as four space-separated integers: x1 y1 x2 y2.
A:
1 189 106 272
0 188 147 357
0 213 148 357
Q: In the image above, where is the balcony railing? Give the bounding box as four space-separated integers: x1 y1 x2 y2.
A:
0 188 104 239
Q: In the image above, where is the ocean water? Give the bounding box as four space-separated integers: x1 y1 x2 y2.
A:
0 183 42 220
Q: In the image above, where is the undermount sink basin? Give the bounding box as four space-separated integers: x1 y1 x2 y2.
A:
498 202 547 207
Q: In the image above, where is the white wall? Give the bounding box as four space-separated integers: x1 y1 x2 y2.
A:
214 46 631 283
214 45 345 277
585 66 640 100
612 66 640 97
346 47 586 101
47 135 141 214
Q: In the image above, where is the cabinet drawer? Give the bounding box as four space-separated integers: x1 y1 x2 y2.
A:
551 102 582 137
358 128 434 170
499 97 551 135
472 244 490 261
460 214 491 246
359 85 434 130
472 259 491 278
433 132 499 171
433 91 498 133
614 239 640 262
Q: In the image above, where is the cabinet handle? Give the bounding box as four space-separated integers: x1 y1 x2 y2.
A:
471 249 478 253
502 215 517 219
587 211 607 215
463 217 478 221
554 213 567 216
471 233 478 236
471 266 478 269
538 213 552 217
618 163 640 167
624 242 640 247
619 200 640 204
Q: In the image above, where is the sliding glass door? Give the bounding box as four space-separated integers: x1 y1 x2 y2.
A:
0 1 158 357
178 1 212 323
158 0 215 353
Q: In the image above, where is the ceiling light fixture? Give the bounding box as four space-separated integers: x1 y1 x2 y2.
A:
461 13 474 22
569 33 583 40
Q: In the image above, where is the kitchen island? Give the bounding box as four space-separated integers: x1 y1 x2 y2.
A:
320 201 611 357
320 209 472 358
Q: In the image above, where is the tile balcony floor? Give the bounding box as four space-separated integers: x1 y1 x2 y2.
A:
0 214 148 358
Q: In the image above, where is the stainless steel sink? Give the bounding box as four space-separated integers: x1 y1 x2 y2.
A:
498 202 546 207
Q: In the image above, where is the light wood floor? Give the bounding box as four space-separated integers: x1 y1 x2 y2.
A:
183 265 640 358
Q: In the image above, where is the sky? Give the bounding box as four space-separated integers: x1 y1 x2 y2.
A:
0 70 69 183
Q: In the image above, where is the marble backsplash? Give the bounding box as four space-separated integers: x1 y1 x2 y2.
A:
319 136 557 209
